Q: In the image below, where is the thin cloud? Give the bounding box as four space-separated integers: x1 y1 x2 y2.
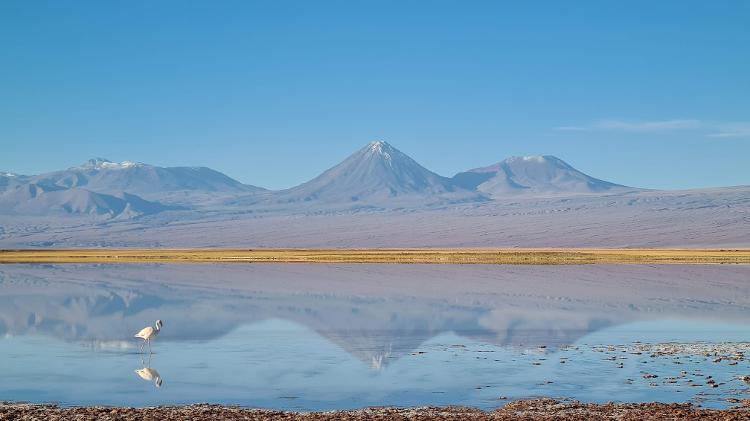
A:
554 126 590 131
707 123 750 138
555 119 750 138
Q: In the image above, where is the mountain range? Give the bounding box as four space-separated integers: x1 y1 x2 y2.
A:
1 141 747 249
0 141 636 217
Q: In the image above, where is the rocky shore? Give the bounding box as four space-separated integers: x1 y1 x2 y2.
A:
3 399 750 420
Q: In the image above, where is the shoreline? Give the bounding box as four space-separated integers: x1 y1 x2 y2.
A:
3 400 749 420
1 248 750 265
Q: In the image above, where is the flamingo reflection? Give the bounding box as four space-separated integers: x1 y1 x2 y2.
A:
135 354 163 388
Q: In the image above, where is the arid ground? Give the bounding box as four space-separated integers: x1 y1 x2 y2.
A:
1 248 749 264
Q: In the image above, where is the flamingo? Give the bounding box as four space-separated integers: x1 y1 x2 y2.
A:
134 319 162 353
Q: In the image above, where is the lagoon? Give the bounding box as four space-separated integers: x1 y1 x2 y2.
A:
1 264 749 409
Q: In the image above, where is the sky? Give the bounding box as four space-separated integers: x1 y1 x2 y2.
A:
1 0 748 190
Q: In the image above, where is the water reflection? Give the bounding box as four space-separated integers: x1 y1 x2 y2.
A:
0 264 749 408
135 354 163 388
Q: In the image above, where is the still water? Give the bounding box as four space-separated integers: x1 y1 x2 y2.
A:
1 264 749 409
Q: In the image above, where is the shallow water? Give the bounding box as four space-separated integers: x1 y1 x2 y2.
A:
1 264 749 409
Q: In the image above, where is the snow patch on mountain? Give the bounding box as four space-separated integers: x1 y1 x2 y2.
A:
80 158 141 170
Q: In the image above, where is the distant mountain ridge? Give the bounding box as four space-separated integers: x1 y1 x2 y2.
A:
0 182 173 218
33 158 264 198
453 155 632 197
0 158 267 215
0 172 29 192
1 141 636 217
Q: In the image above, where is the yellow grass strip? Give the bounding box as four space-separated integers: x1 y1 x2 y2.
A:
1 248 749 265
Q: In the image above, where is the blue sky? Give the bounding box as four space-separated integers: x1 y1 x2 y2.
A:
1 1 748 190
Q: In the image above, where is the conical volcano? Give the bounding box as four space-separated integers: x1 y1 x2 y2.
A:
275 141 475 205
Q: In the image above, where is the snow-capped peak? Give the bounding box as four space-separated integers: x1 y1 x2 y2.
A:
366 140 394 162
505 155 548 164
522 155 546 163
81 158 140 170
368 140 389 152
1 172 18 177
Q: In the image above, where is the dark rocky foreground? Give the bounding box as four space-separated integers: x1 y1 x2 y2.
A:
3 400 750 420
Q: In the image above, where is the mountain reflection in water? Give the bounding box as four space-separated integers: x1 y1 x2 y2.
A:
1 264 749 409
